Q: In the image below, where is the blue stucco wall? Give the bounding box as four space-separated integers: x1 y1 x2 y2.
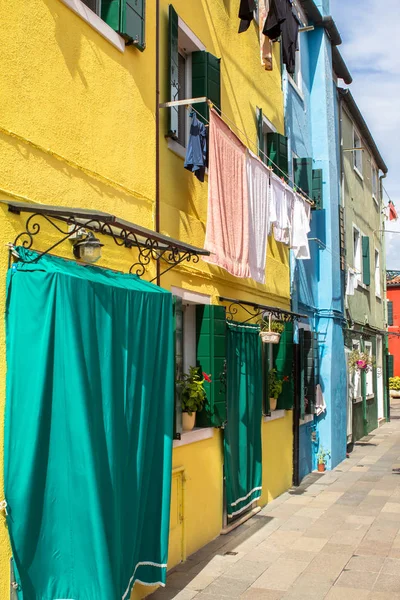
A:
285 9 346 479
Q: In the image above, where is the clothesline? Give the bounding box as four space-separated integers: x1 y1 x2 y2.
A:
188 102 315 207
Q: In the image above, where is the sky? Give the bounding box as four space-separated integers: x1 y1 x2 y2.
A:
330 0 400 270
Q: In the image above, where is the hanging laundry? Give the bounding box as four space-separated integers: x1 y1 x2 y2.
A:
204 110 251 279
247 150 270 284
263 0 299 75
259 0 273 70
346 266 359 296
315 384 326 416
238 0 257 33
291 194 310 259
389 201 398 221
269 175 293 245
184 112 207 182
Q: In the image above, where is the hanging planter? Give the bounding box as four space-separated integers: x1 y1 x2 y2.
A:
348 349 375 373
260 315 285 345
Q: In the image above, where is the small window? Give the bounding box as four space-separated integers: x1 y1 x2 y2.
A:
289 35 302 91
353 227 362 281
353 128 363 174
375 250 381 297
372 164 379 200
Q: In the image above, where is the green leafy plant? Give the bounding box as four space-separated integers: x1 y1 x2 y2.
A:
268 368 288 399
317 446 331 465
178 366 210 415
389 376 400 391
348 349 375 373
261 319 285 334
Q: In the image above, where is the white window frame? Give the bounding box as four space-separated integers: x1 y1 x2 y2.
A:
372 162 379 203
59 0 125 52
167 18 206 160
353 127 363 179
375 249 381 298
365 341 374 398
353 226 362 283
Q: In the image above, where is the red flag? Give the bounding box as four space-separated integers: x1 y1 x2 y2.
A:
389 201 398 221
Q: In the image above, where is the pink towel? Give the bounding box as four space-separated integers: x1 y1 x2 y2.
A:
204 110 251 279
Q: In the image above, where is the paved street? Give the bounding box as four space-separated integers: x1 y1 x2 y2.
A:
151 401 400 600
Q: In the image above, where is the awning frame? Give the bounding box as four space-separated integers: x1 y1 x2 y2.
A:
219 296 308 324
2 200 209 282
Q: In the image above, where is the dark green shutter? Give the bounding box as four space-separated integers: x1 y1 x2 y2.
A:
192 51 221 124
257 107 264 162
362 236 371 286
388 354 394 379
388 301 394 326
312 169 323 210
262 343 270 414
267 133 288 181
196 305 227 427
304 330 316 413
273 322 294 410
173 295 183 438
293 158 312 195
167 4 179 139
299 329 305 420
102 0 146 50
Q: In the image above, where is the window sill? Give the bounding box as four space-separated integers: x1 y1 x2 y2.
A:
173 427 214 448
357 280 369 291
59 0 125 53
299 414 314 425
263 410 285 423
288 75 304 102
353 396 363 404
354 165 364 181
168 138 186 160
366 394 375 401
376 293 382 301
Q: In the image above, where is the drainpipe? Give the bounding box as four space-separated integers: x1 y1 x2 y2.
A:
292 341 301 487
380 171 389 421
155 0 161 286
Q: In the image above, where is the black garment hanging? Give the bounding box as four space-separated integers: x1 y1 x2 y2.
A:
263 0 287 40
263 0 299 75
238 0 257 33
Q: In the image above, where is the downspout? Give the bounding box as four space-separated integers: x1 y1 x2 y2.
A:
292 341 301 487
380 171 390 421
338 92 345 320
155 0 161 286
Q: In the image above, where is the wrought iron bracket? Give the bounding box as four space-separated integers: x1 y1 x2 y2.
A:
5 201 209 281
219 296 308 324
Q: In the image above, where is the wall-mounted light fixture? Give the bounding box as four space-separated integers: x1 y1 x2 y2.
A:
72 231 103 264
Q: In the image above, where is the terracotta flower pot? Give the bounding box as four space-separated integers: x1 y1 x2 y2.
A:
269 397 278 411
317 463 325 472
182 411 196 432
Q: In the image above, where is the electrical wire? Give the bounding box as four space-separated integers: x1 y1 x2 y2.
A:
188 103 315 206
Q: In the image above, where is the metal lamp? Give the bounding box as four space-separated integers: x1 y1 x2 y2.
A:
73 231 103 264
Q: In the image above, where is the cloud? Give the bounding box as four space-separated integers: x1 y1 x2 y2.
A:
330 0 400 269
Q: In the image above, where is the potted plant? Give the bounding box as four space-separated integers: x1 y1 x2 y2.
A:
260 316 285 345
268 368 286 411
317 447 331 472
177 366 210 432
348 349 375 373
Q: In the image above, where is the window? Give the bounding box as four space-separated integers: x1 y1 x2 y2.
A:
289 35 302 92
353 227 362 282
372 164 379 201
82 0 100 12
353 128 363 175
257 107 277 165
375 250 381 297
177 52 188 147
365 342 374 397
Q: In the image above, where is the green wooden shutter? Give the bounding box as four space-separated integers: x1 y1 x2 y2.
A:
362 236 371 286
388 300 394 326
293 158 312 195
304 330 316 413
167 4 179 139
388 354 394 379
262 343 270 414
273 322 294 410
192 51 221 124
196 305 227 427
267 133 288 181
312 169 323 210
299 329 305 420
102 0 146 50
173 295 183 438
257 107 264 162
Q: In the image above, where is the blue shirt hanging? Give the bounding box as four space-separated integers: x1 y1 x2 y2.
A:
184 112 207 183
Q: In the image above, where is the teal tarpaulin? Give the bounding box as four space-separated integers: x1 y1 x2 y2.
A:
224 322 263 518
5 249 174 600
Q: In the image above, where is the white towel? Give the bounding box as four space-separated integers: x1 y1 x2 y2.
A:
269 174 292 245
315 384 326 416
291 195 311 259
346 267 358 296
246 150 270 284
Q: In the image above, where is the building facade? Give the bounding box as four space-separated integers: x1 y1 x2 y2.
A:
0 1 298 598
339 89 389 444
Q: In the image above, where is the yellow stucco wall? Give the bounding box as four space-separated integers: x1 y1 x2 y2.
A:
0 1 292 598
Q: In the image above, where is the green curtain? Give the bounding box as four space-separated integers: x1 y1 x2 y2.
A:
5 249 174 600
224 322 262 518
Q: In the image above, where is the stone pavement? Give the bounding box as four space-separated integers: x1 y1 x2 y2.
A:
150 401 400 600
